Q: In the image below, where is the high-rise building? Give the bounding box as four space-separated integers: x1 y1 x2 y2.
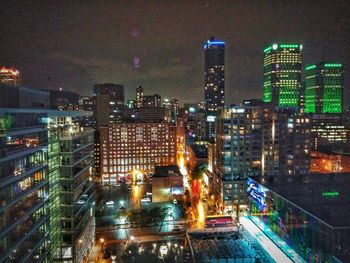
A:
136 86 143 108
142 94 161 108
47 90 80 110
100 121 177 185
309 114 349 151
170 98 179 122
204 37 225 139
93 83 124 128
182 103 206 143
163 98 171 110
0 109 51 262
92 83 124 177
0 67 20 86
0 107 95 262
126 100 135 109
304 62 344 113
0 84 50 108
53 113 95 262
213 106 263 216
263 43 302 107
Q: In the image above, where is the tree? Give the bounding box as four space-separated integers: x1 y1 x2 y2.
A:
190 163 207 181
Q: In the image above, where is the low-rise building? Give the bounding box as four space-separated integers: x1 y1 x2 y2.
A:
247 174 350 262
151 165 183 203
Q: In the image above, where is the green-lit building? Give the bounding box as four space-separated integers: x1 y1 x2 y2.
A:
263 43 302 107
0 108 95 263
304 62 344 113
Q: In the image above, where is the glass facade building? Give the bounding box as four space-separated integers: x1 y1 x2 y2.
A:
56 117 95 262
204 38 225 139
0 109 95 263
263 43 302 107
305 63 344 114
0 110 50 262
247 176 350 262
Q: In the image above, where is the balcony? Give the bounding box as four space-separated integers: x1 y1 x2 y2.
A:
59 129 93 141
0 216 48 262
0 198 46 239
0 180 48 212
0 162 47 188
0 145 47 163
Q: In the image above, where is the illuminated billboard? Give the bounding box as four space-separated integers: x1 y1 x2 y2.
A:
247 178 267 212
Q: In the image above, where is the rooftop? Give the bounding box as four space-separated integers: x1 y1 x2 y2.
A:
258 173 350 228
153 165 181 178
190 233 257 262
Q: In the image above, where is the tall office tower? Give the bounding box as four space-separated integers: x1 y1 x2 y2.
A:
126 100 135 109
53 114 95 262
100 121 177 185
204 37 225 139
163 98 171 109
170 98 179 122
0 109 51 262
309 114 349 151
142 94 161 108
0 67 20 85
261 108 311 177
183 103 206 143
0 107 94 262
263 43 302 107
79 96 96 128
93 83 124 176
136 86 143 108
48 90 80 110
93 83 124 128
213 106 263 216
305 62 344 113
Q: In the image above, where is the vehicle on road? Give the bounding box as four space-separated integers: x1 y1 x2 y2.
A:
76 199 84 205
141 197 151 203
173 199 178 205
105 200 115 206
119 206 126 211
171 225 182 231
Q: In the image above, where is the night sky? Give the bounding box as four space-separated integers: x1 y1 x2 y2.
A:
1 1 349 106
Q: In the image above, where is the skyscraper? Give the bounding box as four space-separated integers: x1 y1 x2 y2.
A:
304 62 344 113
204 37 225 139
93 83 124 128
263 43 302 107
136 86 143 108
0 107 94 262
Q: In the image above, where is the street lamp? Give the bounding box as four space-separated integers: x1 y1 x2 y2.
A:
99 238 105 251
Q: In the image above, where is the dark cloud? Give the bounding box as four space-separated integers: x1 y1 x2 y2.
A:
1 1 349 106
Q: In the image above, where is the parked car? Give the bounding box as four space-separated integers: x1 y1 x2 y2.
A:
105 200 114 206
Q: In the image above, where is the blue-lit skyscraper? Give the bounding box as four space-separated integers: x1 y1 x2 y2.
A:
204 37 225 140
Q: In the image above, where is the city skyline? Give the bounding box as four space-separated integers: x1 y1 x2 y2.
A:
1 1 349 106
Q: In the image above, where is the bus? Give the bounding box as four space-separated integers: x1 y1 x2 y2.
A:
205 215 234 228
